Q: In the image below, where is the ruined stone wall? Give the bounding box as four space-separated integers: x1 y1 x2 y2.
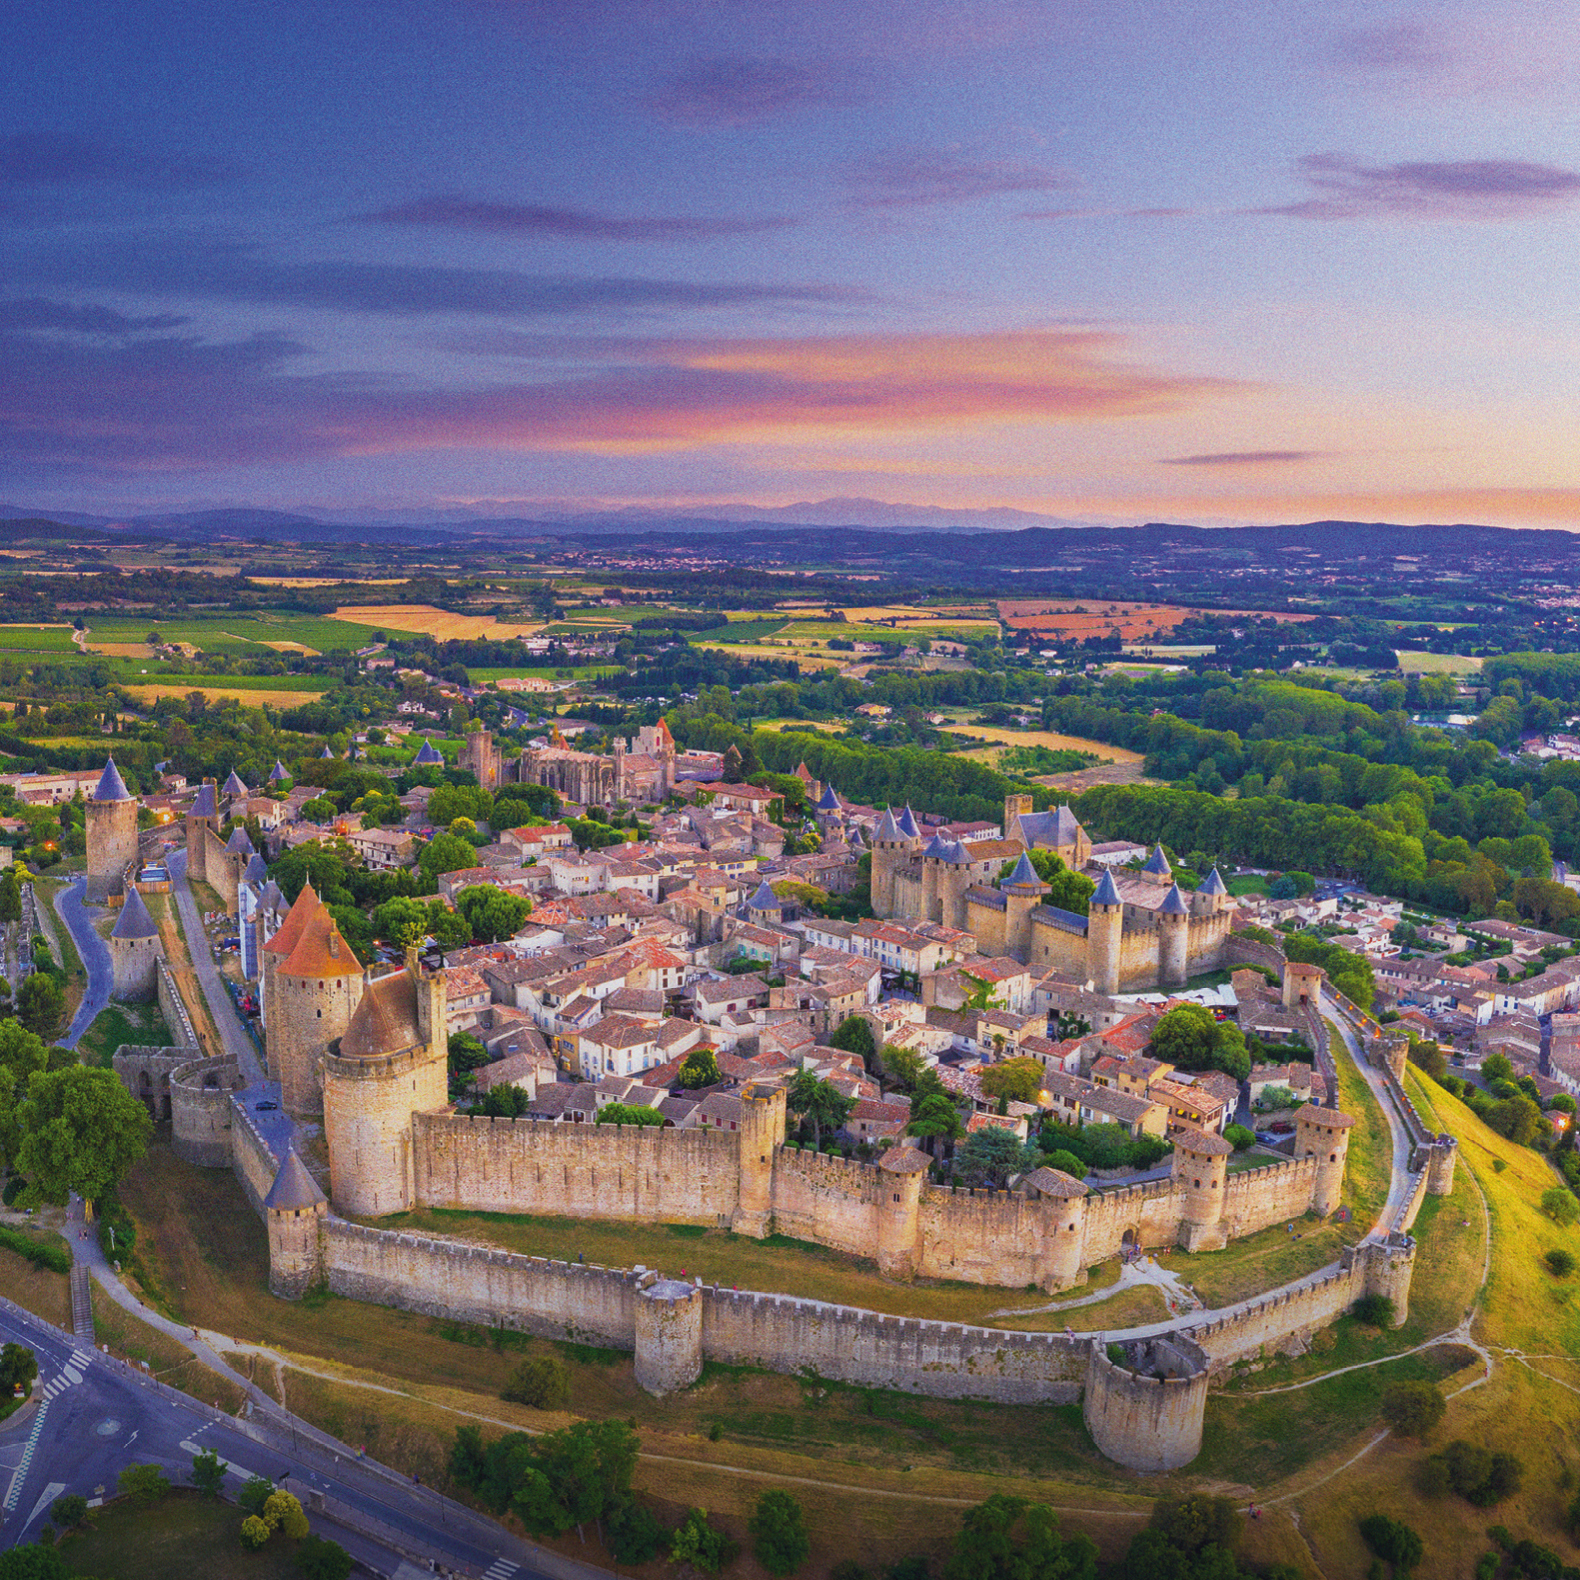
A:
1220 1157 1322 1238
917 1185 1057 1288
324 1219 640 1345
170 1055 243 1167
111 1046 193 1123
1080 1178 1182 1262
769 1148 883 1256
230 1097 282 1216
411 1111 742 1224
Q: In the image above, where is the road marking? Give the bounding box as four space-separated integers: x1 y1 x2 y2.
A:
2 1399 48 1513
482 1562 520 1580
179 1438 255 1479
23 1481 66 1531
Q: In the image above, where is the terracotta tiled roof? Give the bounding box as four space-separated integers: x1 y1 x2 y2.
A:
281 903 359 979
340 970 421 1058
264 882 320 957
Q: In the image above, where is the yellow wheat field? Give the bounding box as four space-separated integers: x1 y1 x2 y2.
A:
330 604 549 640
121 684 327 707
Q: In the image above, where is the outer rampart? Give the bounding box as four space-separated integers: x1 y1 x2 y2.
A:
157 961 197 1049
411 1111 742 1225
230 1098 282 1215
1081 1177 1181 1261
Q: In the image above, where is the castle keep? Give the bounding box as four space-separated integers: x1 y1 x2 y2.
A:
871 795 1234 991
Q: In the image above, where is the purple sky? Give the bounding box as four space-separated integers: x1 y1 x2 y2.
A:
5 0 1580 525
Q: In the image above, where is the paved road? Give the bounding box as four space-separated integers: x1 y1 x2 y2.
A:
168 849 264 1084
52 879 113 1051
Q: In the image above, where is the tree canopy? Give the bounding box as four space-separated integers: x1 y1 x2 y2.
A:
14 1065 152 1208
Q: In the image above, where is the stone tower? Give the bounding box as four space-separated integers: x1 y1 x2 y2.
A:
265 1148 328 1299
1282 961 1324 1011
634 1276 703 1396
185 780 220 884
1173 1127 1233 1251
85 758 139 903
731 1081 788 1238
869 807 918 918
1024 1167 1089 1290
1357 1233 1414 1327
322 952 448 1217
270 899 364 1118
459 725 501 791
261 881 319 1043
1295 1104 1354 1216
1191 867 1228 917
1000 850 1049 962
1087 868 1124 996
1158 882 1190 989
109 885 162 1001
875 1146 930 1277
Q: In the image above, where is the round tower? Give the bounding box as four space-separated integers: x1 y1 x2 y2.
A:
875 1146 930 1276
634 1278 704 1395
85 758 139 903
1082 1338 1208 1472
185 779 220 885
1024 1166 1088 1290
271 898 364 1118
322 956 448 1217
264 1149 328 1299
731 1081 788 1238
262 881 319 1047
1295 1103 1354 1216
1375 1030 1409 1082
109 885 162 1001
1358 1233 1414 1327
1087 868 1124 996
1000 850 1049 964
1173 1127 1232 1251
869 807 914 918
1158 882 1190 988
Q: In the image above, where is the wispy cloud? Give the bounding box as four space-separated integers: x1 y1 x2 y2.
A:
1256 154 1580 220
0 298 187 333
649 56 875 126
361 195 794 242
1328 21 1451 73
14 244 861 319
0 325 1242 479
1161 451 1324 467
0 130 236 189
850 150 1079 209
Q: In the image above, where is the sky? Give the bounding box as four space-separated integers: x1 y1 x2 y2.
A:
4 0 1580 527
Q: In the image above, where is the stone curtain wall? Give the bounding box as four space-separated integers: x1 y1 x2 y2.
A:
1219 1156 1323 1239
916 1183 1063 1288
1080 1177 1183 1261
411 1111 743 1224
1222 932 1287 974
156 960 198 1049
230 1097 282 1215
323 1220 640 1347
769 1147 886 1256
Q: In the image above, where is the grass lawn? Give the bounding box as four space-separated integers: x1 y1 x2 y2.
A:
1226 873 1270 896
1394 650 1484 674
90 1286 249 1413
60 1490 304 1579
0 1240 71 1327
76 996 173 1068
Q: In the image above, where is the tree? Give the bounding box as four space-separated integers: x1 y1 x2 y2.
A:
190 1447 226 1499
1041 1148 1088 1180
0 1020 50 1169
829 1015 876 1067
1540 1186 1578 1226
1149 1004 1250 1081
299 796 338 823
0 877 21 926
1482 1052 1515 1083
787 1070 856 1150
240 1516 273 1552
117 1463 170 1509
372 895 429 947
15 1066 152 1209
426 897 474 951
418 831 480 890
1381 1380 1445 1438
596 1102 666 1126
16 976 64 1041
508 1419 640 1538
751 1489 810 1577
677 1048 721 1089
47 1494 87 1531
670 1508 737 1575
605 1496 668 1564
1223 1123 1256 1151
1359 1513 1424 1571
941 1494 1097 1580
907 1092 965 1156
503 1355 571 1410
455 884 531 944
0 1547 69 1580
447 1031 489 1080
0 1343 37 1396
294 1535 354 1580
1546 1248 1576 1277
980 1057 1044 1105
262 1489 310 1538
954 1127 1039 1190
238 1475 276 1515
1149 1493 1242 1558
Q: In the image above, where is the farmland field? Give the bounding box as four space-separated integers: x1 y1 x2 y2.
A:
939 722 1146 764
0 624 80 651
998 599 1315 641
82 613 406 653
120 682 329 706
1394 650 1483 673
331 603 545 640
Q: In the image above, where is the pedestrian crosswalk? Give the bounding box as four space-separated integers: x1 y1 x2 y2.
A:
482 1561 519 1580
1 1351 92 1515
39 1351 91 1402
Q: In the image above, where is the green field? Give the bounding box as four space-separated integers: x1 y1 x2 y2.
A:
694 617 791 642
470 664 618 683
1394 649 1484 674
0 625 80 652
83 612 414 653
